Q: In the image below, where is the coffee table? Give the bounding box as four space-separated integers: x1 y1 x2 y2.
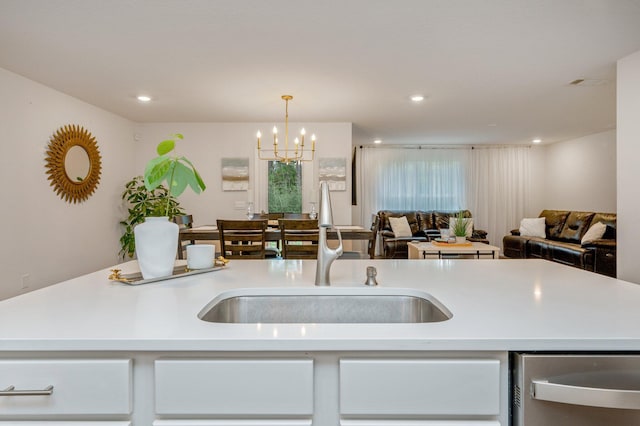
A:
408 241 501 260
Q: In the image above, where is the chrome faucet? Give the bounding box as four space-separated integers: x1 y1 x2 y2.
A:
315 181 343 286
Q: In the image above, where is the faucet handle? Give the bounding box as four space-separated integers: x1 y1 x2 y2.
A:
364 266 378 286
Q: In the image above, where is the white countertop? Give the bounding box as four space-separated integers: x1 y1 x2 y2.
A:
1 258 640 352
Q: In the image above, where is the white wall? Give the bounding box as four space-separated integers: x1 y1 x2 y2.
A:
617 49 640 283
132 122 353 226
541 130 616 213
0 67 136 300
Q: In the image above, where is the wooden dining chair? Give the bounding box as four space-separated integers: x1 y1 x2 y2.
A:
279 219 319 260
173 214 194 260
368 215 380 259
216 219 268 259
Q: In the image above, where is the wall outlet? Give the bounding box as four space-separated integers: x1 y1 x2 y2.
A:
21 273 30 289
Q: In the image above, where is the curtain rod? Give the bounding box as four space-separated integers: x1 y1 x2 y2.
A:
358 144 532 149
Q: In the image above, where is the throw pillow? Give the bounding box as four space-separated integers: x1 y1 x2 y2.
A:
449 217 474 237
581 221 607 245
519 217 546 238
389 216 412 238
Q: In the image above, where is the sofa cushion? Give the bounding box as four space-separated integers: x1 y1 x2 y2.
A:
519 217 546 238
591 213 617 238
527 237 550 259
548 241 595 270
604 225 616 240
416 211 434 231
389 216 412 237
558 211 595 243
539 210 570 240
581 221 607 246
433 210 471 230
380 211 420 235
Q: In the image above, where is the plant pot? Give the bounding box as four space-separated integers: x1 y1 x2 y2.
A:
134 216 179 279
455 236 466 244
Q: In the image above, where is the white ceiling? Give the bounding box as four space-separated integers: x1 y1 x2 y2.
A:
2 0 640 146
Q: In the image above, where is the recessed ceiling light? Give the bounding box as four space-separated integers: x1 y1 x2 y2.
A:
532 138 542 144
410 95 425 102
374 139 382 144
137 95 152 102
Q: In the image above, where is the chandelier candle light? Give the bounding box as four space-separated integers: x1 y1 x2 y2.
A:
256 95 316 163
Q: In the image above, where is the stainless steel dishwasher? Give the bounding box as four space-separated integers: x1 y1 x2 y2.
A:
513 353 640 425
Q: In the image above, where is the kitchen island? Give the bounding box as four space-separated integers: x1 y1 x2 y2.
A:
1 258 640 425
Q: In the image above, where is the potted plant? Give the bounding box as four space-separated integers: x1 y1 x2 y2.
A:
451 211 468 243
134 133 206 279
119 176 185 259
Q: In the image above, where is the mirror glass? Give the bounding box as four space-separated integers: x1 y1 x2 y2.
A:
64 145 90 182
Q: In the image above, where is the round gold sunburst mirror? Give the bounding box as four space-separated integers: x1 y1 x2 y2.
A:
45 124 102 203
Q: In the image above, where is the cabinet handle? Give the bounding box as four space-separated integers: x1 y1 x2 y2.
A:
605 253 614 258
0 385 54 396
532 378 640 410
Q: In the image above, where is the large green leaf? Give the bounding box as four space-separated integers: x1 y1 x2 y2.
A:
180 157 206 191
169 162 190 197
144 156 172 189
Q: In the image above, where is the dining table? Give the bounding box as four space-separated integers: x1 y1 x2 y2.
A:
179 223 373 244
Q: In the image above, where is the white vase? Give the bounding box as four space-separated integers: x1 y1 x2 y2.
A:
455 236 466 244
134 216 179 279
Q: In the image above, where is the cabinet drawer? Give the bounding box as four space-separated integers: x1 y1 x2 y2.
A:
155 359 313 415
340 422 500 426
0 423 131 425
340 359 500 416
153 421 311 426
0 359 132 416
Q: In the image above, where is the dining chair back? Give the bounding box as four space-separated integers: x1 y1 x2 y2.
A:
368 215 380 259
216 219 268 259
283 213 311 219
279 219 319 260
173 214 194 259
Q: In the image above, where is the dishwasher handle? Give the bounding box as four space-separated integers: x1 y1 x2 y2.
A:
532 379 640 410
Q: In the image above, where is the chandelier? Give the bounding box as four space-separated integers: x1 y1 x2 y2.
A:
256 95 316 163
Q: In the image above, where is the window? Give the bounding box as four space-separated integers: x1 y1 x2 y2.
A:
268 161 302 213
360 148 470 213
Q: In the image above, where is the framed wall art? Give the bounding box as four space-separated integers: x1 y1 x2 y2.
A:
319 157 346 191
221 157 249 191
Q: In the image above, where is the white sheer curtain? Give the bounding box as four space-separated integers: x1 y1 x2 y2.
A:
358 145 531 248
359 147 471 226
468 146 531 247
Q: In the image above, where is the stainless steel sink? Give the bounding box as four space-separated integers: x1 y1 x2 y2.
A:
198 288 452 323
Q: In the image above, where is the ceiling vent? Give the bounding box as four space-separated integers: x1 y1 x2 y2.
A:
569 78 609 86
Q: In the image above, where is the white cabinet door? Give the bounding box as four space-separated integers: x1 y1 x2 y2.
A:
340 359 500 416
0 359 131 416
155 359 313 416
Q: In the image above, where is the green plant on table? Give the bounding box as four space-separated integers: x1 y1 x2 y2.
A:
119 133 206 259
119 176 184 259
451 211 468 237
